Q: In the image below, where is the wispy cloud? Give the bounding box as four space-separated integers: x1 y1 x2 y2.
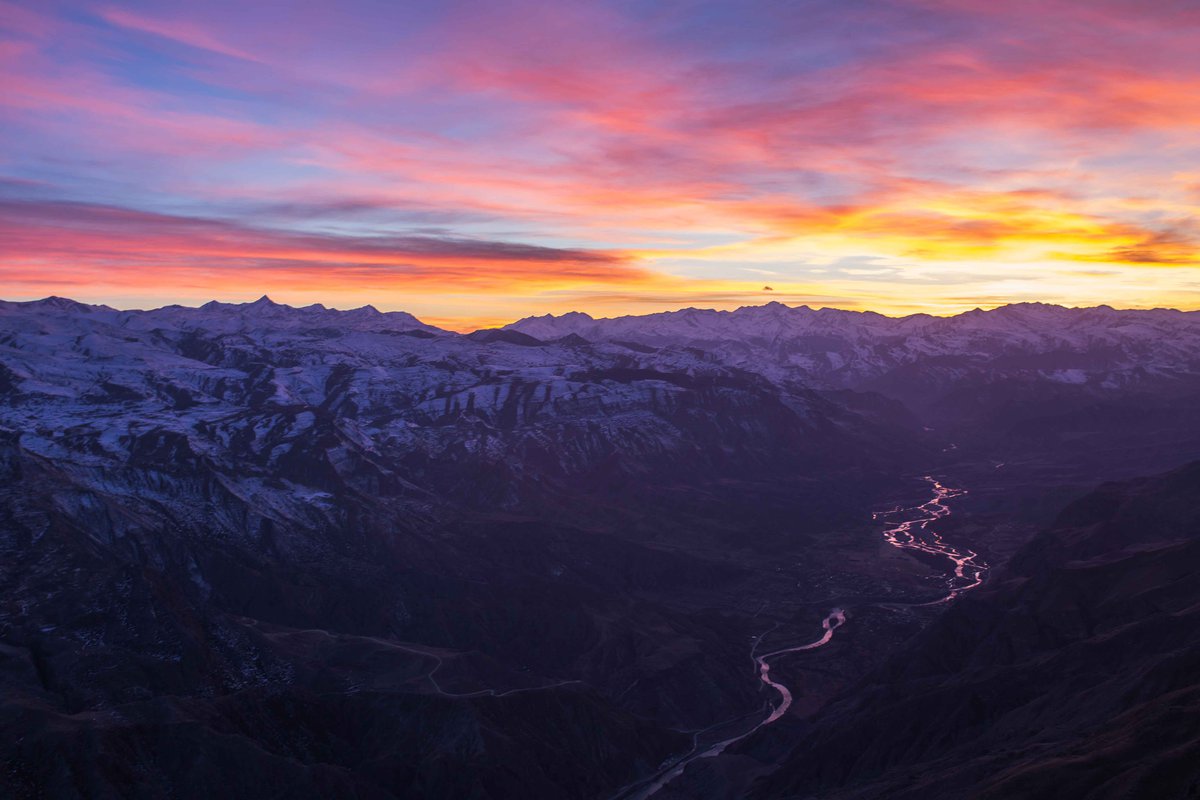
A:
2 0 1199 321
0 198 648 291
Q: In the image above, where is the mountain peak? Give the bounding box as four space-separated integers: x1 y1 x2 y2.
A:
31 296 93 312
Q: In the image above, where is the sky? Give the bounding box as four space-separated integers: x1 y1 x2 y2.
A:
3 0 1200 330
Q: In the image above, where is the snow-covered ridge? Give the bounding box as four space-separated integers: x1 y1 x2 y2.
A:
2 293 1198 547
506 301 1200 389
5 295 1198 397
2 293 864 531
507 300 1198 343
0 295 444 335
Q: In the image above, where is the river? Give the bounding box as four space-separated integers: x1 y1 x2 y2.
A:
611 475 989 800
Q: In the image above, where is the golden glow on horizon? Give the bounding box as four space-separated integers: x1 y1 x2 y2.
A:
2 0 1200 324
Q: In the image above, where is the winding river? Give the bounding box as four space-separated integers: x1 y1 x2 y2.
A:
873 477 988 605
612 475 989 800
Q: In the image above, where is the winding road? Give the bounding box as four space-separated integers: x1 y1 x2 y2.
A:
612 475 988 800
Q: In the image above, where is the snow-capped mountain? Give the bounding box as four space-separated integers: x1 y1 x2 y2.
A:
5 296 1199 517
0 295 896 535
1 294 441 336
506 302 1200 391
0 295 918 797
3 295 1200 798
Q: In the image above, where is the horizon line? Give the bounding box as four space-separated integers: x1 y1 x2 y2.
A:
2 293 1195 336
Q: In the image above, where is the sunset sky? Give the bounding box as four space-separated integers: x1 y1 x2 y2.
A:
3 0 1200 329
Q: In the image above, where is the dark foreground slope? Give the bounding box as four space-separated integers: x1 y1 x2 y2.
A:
0 298 921 799
754 461 1200 800
6 297 1200 799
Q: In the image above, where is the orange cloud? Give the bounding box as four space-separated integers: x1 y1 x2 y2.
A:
0 199 658 296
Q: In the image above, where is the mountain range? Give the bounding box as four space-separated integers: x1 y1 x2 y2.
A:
1 296 1198 798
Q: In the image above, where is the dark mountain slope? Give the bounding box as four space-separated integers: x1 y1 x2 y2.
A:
754 461 1200 800
0 300 926 799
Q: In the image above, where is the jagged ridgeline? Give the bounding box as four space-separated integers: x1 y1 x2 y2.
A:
2 296 1200 799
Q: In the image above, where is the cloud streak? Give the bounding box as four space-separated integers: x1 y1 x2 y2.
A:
0 199 647 291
